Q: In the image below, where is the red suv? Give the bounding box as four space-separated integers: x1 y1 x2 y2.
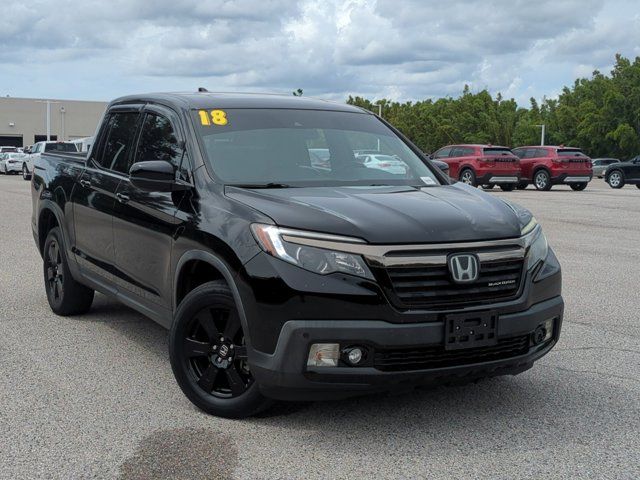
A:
431 144 521 190
511 146 592 191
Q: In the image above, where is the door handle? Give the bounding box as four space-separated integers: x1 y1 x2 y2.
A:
79 179 91 188
116 193 130 204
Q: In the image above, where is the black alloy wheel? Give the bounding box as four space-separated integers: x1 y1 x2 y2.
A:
169 281 270 418
43 227 94 315
45 237 64 306
184 305 252 399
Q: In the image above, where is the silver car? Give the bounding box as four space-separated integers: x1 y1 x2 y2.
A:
592 158 620 178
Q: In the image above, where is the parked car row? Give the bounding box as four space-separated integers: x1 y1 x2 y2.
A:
4 141 79 180
430 144 594 191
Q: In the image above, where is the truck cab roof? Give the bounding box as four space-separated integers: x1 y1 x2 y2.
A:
110 92 368 113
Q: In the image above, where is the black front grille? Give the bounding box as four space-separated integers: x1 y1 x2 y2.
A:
386 258 523 308
374 335 530 371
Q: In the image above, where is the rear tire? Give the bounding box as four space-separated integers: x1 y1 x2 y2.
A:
169 280 271 418
500 184 516 191
570 183 587 191
459 168 477 187
516 182 528 190
636 184 640 190
607 170 624 189
43 227 94 315
533 170 552 191
481 184 494 190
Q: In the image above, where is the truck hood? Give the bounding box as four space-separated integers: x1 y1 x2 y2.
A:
225 183 522 244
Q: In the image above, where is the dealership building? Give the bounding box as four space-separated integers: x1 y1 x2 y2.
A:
0 96 107 148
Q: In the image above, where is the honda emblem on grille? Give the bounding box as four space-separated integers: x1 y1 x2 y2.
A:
448 254 479 284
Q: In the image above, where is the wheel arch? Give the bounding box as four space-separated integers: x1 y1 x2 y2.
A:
173 250 252 348
37 202 65 256
458 165 476 179
532 165 551 178
605 168 624 181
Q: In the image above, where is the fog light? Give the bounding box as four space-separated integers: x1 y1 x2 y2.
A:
346 347 363 365
543 318 554 342
307 343 339 367
533 319 555 345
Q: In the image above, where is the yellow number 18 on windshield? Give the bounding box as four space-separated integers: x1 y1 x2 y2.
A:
198 109 228 126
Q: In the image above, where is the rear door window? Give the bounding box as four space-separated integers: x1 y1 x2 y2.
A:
97 112 140 174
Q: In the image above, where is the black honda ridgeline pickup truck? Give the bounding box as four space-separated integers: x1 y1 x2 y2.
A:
31 92 563 418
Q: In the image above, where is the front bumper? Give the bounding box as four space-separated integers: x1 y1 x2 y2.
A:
250 295 563 401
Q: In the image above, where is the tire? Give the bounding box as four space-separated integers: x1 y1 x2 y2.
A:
459 168 477 187
22 164 31 180
533 170 552 191
169 280 271 418
43 227 94 315
607 170 624 189
636 184 640 190
481 184 494 190
500 184 516 191
570 183 587 191
517 182 528 190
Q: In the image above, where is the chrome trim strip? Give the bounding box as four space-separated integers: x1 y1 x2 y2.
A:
283 227 537 268
489 176 519 183
279 228 366 244
563 176 590 182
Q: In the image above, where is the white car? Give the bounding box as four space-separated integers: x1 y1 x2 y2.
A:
358 154 408 175
22 140 78 180
0 152 26 174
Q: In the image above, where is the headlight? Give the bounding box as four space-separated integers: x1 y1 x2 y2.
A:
527 228 548 269
251 224 374 280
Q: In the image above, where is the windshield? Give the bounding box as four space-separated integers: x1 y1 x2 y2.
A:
193 109 440 187
483 147 513 156
45 143 78 153
557 149 587 157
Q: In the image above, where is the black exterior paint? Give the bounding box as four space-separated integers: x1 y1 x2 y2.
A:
31 92 563 401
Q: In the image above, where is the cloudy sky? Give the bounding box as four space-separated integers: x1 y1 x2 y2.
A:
1 0 639 106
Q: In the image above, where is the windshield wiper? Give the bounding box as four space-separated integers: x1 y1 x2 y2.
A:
229 182 294 189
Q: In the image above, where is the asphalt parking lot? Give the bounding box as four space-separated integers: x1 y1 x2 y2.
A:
1 175 639 480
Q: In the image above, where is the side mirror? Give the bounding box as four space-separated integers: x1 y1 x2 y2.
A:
129 160 190 192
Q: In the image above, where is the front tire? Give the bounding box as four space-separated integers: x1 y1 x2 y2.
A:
22 164 31 180
607 170 624 189
43 227 94 315
570 183 587 191
517 182 528 190
481 184 494 190
500 184 516 191
169 281 271 418
534 170 552 191
459 168 477 187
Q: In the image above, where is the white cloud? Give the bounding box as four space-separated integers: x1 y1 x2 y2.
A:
0 0 638 105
